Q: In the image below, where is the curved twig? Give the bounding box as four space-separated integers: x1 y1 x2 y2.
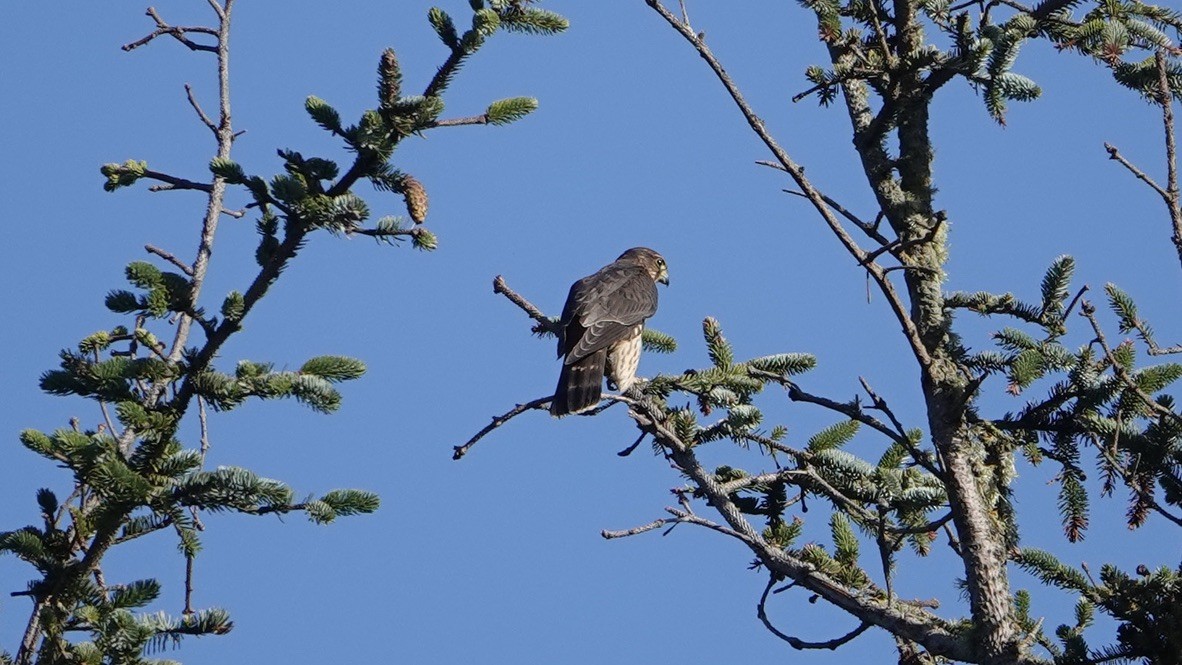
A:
452 395 553 460
757 576 873 650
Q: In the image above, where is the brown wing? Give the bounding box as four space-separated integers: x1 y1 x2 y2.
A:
557 263 658 364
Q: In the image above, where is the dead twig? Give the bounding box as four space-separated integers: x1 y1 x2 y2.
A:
757 576 872 650
122 8 218 53
145 244 195 276
493 275 559 335
452 395 553 460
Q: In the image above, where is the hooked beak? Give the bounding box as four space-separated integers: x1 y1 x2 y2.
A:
659 273 669 286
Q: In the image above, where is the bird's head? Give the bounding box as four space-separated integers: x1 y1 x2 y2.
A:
618 247 669 285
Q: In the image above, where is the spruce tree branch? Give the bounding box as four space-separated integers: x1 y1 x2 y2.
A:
664 507 749 540
859 217 944 268
858 376 909 439
601 518 672 539
643 0 931 370
145 244 195 276
615 394 977 661
452 395 554 460
350 227 423 241
111 517 174 545
718 470 811 494
184 83 218 135
758 576 872 650
1105 142 1169 199
492 275 560 335
15 600 45 665
1081 301 1182 428
1154 50 1182 271
428 114 490 128
720 466 906 537
17 11 236 659
143 170 213 193
768 178 892 247
325 42 474 200
866 0 896 69
861 101 898 146
775 377 904 441
204 0 226 20
1091 436 1182 528
198 396 211 460
183 546 195 614
424 48 467 100
121 8 218 53
758 373 944 477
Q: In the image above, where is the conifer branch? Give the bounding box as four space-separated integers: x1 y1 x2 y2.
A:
643 0 930 371
492 275 560 335
183 537 196 614
857 376 909 441
1091 436 1182 528
761 374 943 477
1105 142 1169 199
601 518 672 540
16 6 237 661
858 217 944 268
664 507 750 541
184 83 218 135
139 170 214 193
429 114 490 127
758 576 872 651
1081 301 1182 429
424 48 466 100
452 395 554 460
769 178 892 246
1155 50 1182 270
615 394 979 662
122 8 218 53
145 244 195 276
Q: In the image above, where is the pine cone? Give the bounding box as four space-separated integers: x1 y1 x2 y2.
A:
378 48 401 108
401 175 428 224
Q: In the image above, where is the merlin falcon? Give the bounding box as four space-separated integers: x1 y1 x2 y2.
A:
550 247 669 416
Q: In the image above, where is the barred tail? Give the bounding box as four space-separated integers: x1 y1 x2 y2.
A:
551 349 606 416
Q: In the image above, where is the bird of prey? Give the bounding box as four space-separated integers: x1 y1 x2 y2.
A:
550 247 669 416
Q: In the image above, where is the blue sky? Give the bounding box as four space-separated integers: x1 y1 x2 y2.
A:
2 1 1181 662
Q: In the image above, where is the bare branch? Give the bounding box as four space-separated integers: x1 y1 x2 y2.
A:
452 395 553 460
664 507 750 542
145 244 195 276
143 170 213 193
769 179 892 247
183 546 196 615
643 0 931 370
1105 142 1169 199
185 83 217 135
1155 50 1182 271
758 575 872 650
122 8 218 53
493 275 560 334
858 217 944 268
428 114 490 128
204 0 226 20
601 518 671 539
